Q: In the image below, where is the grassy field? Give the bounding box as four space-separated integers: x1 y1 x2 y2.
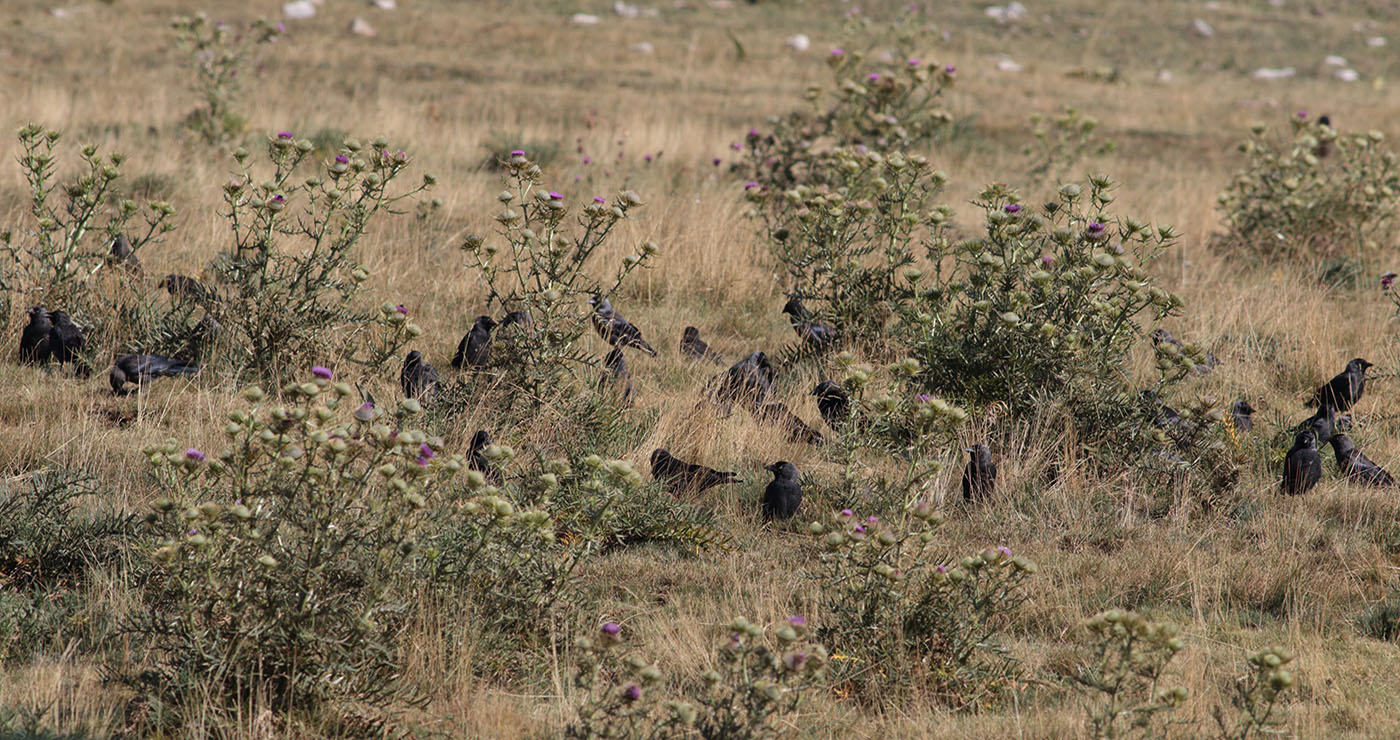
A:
3 0 1400 737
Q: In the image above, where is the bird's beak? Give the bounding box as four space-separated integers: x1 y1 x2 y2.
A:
963 448 973 453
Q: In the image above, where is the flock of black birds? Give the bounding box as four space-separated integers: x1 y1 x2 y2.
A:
21 245 1379 518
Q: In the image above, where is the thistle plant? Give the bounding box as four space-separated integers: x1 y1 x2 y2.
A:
567 617 828 740
1 125 176 334
1025 107 1116 187
1215 113 1400 263
1211 646 1296 740
1071 610 1190 740
809 507 1036 708
459 151 657 410
125 370 463 733
211 132 434 382
171 13 282 145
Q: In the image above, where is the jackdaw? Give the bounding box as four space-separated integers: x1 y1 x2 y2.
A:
467 430 503 486
782 298 836 351
650 449 741 494
680 326 724 364
962 444 997 502
18 306 52 364
1307 358 1372 412
106 234 142 276
588 296 657 356
109 353 198 395
761 461 802 521
1328 433 1396 487
812 380 850 428
1300 403 1338 444
159 274 218 306
709 350 774 413
48 310 89 376
1231 400 1255 433
1281 429 1322 495
400 350 441 401
452 315 498 369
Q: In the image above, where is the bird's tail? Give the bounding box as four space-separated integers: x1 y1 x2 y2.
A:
638 340 658 357
168 363 199 375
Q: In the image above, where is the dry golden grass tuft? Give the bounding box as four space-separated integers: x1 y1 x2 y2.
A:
3 0 1400 737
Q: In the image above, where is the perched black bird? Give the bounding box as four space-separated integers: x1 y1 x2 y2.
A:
649 448 741 494
108 353 198 395
680 326 724 364
599 348 635 404
1307 358 1373 412
588 296 657 356
761 461 802 521
467 430 503 486
710 350 775 413
496 309 534 353
812 380 850 428
782 298 836 351
106 234 142 276
18 306 53 365
1231 400 1255 432
159 274 217 306
400 350 441 401
756 402 825 446
500 310 533 329
1139 390 1181 428
1314 114 1333 158
1301 403 1338 444
1281 429 1323 495
1328 433 1396 487
962 443 997 502
48 310 89 376
452 315 498 369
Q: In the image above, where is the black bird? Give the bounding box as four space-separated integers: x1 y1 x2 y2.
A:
1307 358 1373 413
452 315 498 369
1231 400 1255 433
756 402 825 446
109 353 198 395
812 381 850 428
48 310 89 376
962 444 997 502
710 351 775 413
159 274 218 306
1328 433 1396 487
649 449 741 494
106 234 142 276
400 350 441 401
782 298 836 351
680 326 724 364
500 310 533 329
1150 329 1219 374
1314 114 1332 158
599 348 635 404
588 296 657 356
761 461 802 521
467 430 503 486
1139 390 1181 428
18 306 53 364
1301 403 1338 444
1281 429 1323 495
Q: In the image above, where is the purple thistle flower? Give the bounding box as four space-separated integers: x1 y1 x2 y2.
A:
415 456 429 467
188 528 198 535
867 72 881 82
643 153 653 163
936 564 947 573
582 155 592 165
866 515 879 524
730 141 742 151
312 365 333 380
593 196 606 203
277 131 293 139
623 684 642 702
395 305 407 314
185 448 205 462
419 443 435 459
548 191 563 200
1087 222 1105 233
840 509 854 517
789 615 806 627
854 525 866 534
945 64 956 73
510 149 525 156
908 58 921 67
748 127 760 137
1296 110 1308 119
334 154 349 164
601 622 621 636
271 195 285 204
997 545 1013 557
916 393 932 403
712 157 721 166
275 22 285 32
744 181 760 190
1042 254 1055 265
1004 203 1022 213
831 47 845 57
